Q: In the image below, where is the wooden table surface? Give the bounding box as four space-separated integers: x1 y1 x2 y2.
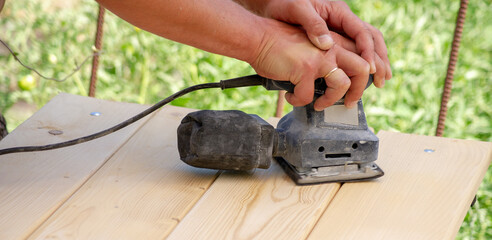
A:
0 93 490 240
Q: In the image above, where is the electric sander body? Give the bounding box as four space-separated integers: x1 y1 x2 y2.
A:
177 75 384 184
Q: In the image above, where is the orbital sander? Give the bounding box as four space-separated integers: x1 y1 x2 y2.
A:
177 74 384 185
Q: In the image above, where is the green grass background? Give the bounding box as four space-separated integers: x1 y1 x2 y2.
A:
0 0 490 238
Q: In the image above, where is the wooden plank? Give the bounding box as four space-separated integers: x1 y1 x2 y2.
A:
166 162 340 240
29 105 219 239
0 93 153 240
307 131 492 240
166 118 341 240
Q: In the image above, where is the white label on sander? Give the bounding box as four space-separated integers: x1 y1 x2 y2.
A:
323 104 359 126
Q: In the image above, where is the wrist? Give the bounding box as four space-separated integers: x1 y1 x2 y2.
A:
242 16 275 66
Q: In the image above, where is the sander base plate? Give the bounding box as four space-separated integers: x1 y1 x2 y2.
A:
276 157 384 185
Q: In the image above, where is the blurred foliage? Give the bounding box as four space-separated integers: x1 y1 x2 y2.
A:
0 0 490 238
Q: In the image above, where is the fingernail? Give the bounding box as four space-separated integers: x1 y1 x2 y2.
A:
314 106 324 112
317 35 334 50
386 65 393 79
346 101 357 109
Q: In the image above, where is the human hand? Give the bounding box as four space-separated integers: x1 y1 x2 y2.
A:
262 0 391 87
248 19 370 110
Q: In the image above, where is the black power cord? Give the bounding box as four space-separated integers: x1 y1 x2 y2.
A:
0 74 282 156
0 82 222 155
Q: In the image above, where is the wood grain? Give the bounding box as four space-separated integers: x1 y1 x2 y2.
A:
307 131 492 240
167 162 340 240
29 105 219 239
166 118 341 240
3 94 491 240
0 93 153 240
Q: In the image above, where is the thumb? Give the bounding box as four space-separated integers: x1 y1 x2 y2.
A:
290 4 335 50
301 15 335 50
294 8 333 50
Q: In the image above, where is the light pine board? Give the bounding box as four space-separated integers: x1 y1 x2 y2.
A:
2 93 491 240
0 93 154 240
29 105 220 239
166 117 341 240
307 131 492 240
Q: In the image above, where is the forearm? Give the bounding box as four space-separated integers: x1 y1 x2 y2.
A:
96 0 266 63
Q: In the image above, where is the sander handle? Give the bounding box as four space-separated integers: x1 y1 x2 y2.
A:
220 74 373 95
